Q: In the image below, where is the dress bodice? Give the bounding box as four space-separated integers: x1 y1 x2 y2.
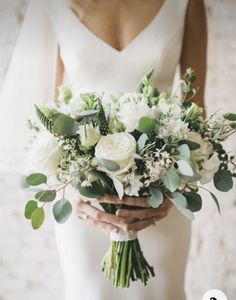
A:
44 0 189 96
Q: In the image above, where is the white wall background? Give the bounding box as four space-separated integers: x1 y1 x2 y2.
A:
0 1 236 300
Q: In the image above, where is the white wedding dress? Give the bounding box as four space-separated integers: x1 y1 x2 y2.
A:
0 0 191 299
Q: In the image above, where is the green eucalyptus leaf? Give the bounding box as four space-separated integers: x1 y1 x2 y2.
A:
213 170 233 192
162 169 181 193
89 169 113 191
98 158 120 172
24 200 38 219
224 113 236 121
31 207 45 230
210 192 221 214
147 187 164 208
184 192 202 212
138 117 156 133
53 199 72 224
26 173 47 186
177 160 194 177
177 144 191 160
171 193 194 220
20 176 30 189
111 176 124 199
52 115 75 136
35 190 57 202
79 181 106 198
178 140 201 150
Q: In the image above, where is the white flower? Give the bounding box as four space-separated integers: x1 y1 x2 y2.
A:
95 132 136 175
159 119 189 139
28 131 62 175
187 132 213 161
78 124 100 149
58 85 72 104
157 98 182 118
124 173 143 197
200 153 221 184
58 95 86 117
118 93 153 132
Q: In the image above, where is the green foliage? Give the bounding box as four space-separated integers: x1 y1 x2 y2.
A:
162 169 181 193
98 102 109 135
137 133 148 152
184 192 202 212
31 207 45 230
52 115 75 136
177 160 194 177
136 69 154 93
138 117 156 134
35 105 54 133
178 139 200 150
78 181 106 198
111 176 124 199
171 193 194 220
213 170 233 192
147 187 164 208
26 173 47 186
89 169 113 191
35 190 57 202
98 158 120 172
53 198 72 224
210 192 221 214
224 113 236 121
177 144 191 160
24 200 38 219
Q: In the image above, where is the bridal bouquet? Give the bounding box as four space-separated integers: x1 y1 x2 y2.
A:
23 69 236 288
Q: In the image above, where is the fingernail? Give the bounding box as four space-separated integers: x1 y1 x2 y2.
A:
115 210 120 216
112 228 119 233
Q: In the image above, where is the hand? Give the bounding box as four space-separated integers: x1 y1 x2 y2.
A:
76 195 173 235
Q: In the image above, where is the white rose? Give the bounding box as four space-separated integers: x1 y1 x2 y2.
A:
95 132 136 175
187 132 213 161
28 131 62 175
118 101 153 132
78 124 100 149
200 153 221 184
58 95 86 117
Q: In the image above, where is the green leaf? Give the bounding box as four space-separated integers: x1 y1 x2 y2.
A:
171 193 194 220
77 109 99 117
79 181 105 198
177 144 191 160
147 187 164 208
210 192 221 214
35 190 57 202
31 207 45 230
213 170 233 192
52 115 75 136
24 200 38 219
35 105 54 133
53 199 72 224
162 169 181 193
138 117 156 133
224 113 236 121
177 160 194 177
184 192 202 212
111 176 124 199
26 173 47 186
178 140 201 150
98 158 120 172
137 133 148 151
89 169 113 191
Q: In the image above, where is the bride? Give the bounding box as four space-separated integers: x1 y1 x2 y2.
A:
0 0 207 299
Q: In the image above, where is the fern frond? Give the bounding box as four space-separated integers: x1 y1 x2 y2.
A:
97 102 109 136
35 105 54 133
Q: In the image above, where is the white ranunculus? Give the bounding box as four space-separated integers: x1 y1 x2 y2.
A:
157 98 182 118
187 132 213 161
28 131 62 175
95 132 137 175
78 124 100 149
118 101 154 132
200 153 221 184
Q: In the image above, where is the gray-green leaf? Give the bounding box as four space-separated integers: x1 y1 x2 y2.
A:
98 158 120 172
111 176 124 199
31 207 45 230
171 193 194 220
35 190 57 202
53 199 72 224
184 192 202 212
138 117 156 133
177 144 191 160
147 187 164 208
177 160 194 177
162 169 181 193
210 192 221 214
213 170 233 192
26 173 47 186
53 115 75 136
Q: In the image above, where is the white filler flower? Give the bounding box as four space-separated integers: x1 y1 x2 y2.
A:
95 132 137 175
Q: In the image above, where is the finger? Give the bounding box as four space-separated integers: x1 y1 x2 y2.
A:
77 200 127 224
77 211 120 233
97 194 150 208
121 217 157 232
116 207 169 220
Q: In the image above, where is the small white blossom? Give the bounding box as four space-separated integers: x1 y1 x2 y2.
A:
159 119 189 139
124 173 144 197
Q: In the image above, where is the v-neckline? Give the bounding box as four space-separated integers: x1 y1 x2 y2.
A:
63 0 168 54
